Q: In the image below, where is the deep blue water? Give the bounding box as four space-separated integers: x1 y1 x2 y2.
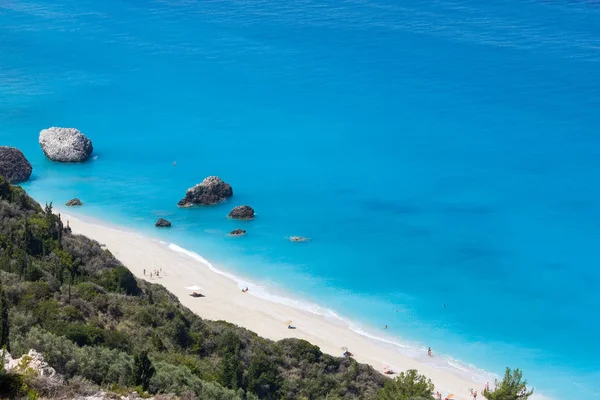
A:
2 0 600 398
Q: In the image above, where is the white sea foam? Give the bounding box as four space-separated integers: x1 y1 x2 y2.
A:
168 243 345 320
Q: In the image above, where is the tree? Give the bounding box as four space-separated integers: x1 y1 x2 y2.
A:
483 368 533 400
55 249 78 302
0 280 9 351
132 350 155 392
246 350 282 399
219 330 244 390
376 369 434 400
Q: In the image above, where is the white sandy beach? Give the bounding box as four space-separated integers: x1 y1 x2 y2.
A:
60 211 485 400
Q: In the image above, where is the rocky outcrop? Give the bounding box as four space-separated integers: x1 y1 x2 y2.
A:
230 228 246 236
155 218 172 228
77 391 155 400
66 198 83 206
290 236 310 242
0 146 33 183
228 205 255 220
2 349 56 377
39 127 93 162
178 176 233 207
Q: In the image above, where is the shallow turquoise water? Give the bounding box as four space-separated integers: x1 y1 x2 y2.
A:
2 0 600 398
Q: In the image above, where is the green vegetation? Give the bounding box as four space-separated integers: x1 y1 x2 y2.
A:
133 350 156 391
0 175 386 399
483 368 534 400
376 369 434 400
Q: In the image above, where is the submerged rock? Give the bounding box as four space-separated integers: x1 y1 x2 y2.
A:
155 218 172 228
39 127 93 162
230 228 246 236
290 236 310 242
228 205 255 220
66 198 83 207
0 146 32 183
178 176 233 207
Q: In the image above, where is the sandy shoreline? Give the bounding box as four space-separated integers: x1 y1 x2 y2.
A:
59 210 485 400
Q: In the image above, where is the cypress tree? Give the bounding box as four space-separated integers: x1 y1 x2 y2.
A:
132 350 155 391
0 280 10 352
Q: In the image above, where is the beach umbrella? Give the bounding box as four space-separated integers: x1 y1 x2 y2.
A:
446 394 454 399
340 346 348 352
284 320 293 325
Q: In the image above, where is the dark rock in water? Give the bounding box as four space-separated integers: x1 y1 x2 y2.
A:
39 127 93 162
230 228 246 236
155 218 172 228
0 146 33 183
178 176 233 207
228 205 255 220
290 236 310 242
65 198 83 207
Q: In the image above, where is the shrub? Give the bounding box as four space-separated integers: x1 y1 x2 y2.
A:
198 380 243 400
13 327 79 377
56 323 105 347
74 282 105 302
98 266 140 296
149 361 203 395
77 346 132 386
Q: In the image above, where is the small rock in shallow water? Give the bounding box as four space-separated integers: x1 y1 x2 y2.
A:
290 236 310 242
178 176 233 207
228 205 255 220
155 218 172 227
230 228 247 236
0 146 32 183
66 198 83 206
39 127 93 162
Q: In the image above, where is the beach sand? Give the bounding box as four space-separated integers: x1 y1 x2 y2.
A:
61 211 483 400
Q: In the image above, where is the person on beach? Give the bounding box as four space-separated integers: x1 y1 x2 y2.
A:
384 325 387 329
473 391 477 399
143 269 146 276
428 347 432 357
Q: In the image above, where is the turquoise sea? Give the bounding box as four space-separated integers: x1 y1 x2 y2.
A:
2 0 600 398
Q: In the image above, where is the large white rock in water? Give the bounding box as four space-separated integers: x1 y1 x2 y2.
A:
39 127 94 162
